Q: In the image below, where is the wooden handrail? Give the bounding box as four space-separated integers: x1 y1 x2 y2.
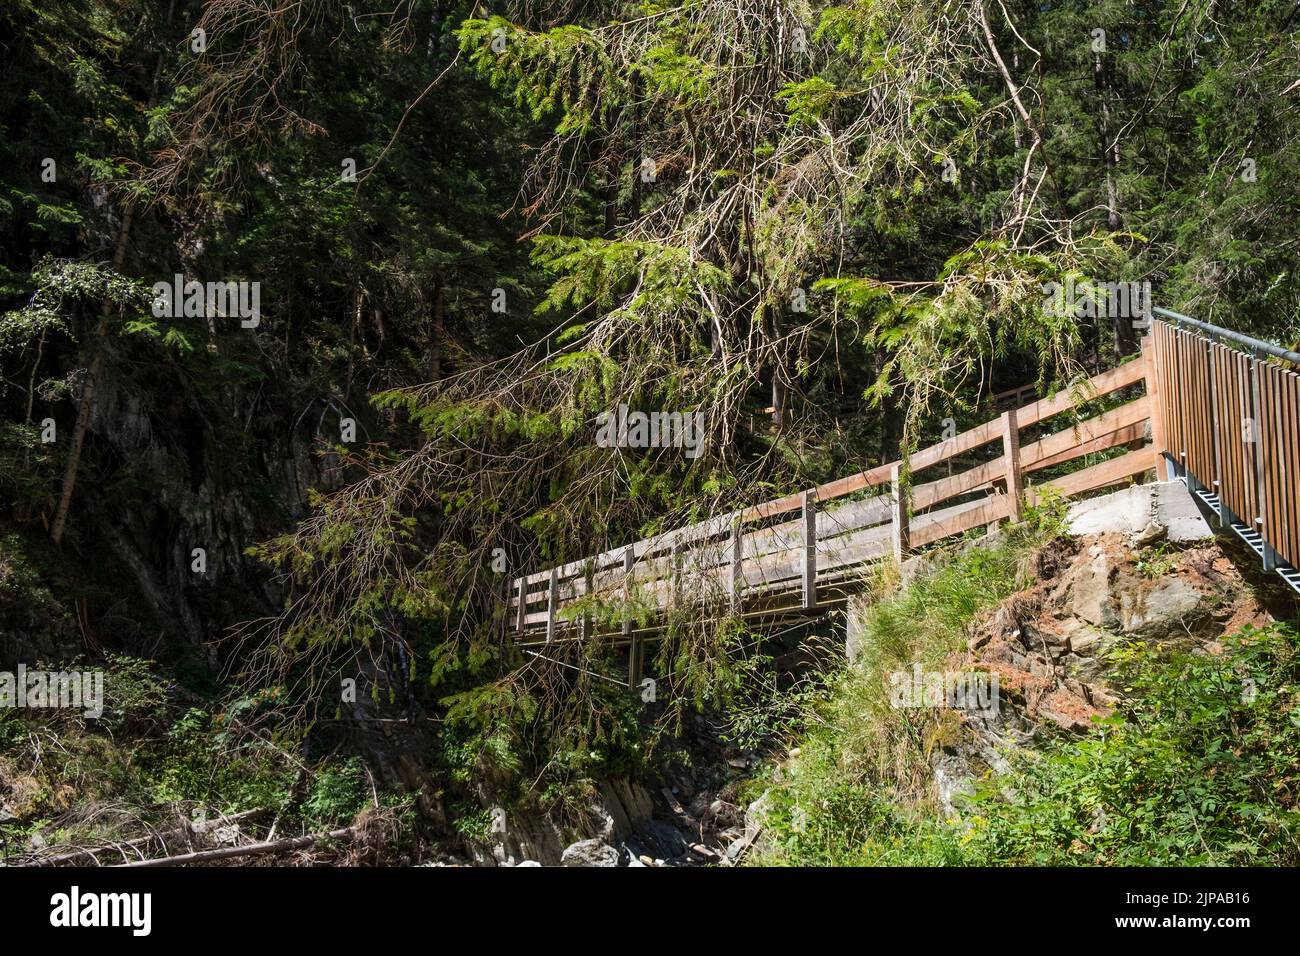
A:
510 311 1300 659
513 355 1148 592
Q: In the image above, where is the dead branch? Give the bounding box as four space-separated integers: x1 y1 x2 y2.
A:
116 827 356 868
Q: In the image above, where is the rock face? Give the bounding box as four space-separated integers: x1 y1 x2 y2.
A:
465 774 718 867
847 480 1273 815
970 529 1268 733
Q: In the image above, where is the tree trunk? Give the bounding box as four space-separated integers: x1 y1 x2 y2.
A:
1094 25 1136 360
429 276 445 383
50 203 135 545
604 173 619 237
768 307 785 430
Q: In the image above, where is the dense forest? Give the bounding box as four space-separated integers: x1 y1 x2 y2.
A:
2 0 1299 868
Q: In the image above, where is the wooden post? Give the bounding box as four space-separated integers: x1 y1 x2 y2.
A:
499 574 510 641
1142 335 1171 481
1249 352 1272 570
801 489 817 609
621 547 634 636
672 539 686 606
729 519 743 609
515 576 526 634
1206 342 1227 526
580 561 593 641
623 546 638 688
1000 408 1024 523
890 463 909 564
629 640 644 693
545 567 559 643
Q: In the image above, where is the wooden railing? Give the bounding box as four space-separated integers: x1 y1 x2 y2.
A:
1149 313 1300 586
508 343 1160 648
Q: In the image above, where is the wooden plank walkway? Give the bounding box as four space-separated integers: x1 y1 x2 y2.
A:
505 312 1300 692
509 340 1158 649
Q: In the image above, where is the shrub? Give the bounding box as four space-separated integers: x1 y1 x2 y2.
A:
759 622 1300 866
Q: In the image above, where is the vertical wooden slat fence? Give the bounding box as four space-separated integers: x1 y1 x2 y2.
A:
1150 315 1300 574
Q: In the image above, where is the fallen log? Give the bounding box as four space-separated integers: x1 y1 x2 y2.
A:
116 827 355 867
28 809 266 867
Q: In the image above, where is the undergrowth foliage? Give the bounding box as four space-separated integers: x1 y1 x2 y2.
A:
949 625 1300 865
752 506 1059 864
756 519 1300 866
0 657 380 860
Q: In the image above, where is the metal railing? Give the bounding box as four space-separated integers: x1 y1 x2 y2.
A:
1153 307 1300 366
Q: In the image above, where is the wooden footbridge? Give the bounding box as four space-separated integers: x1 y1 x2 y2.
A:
508 311 1300 682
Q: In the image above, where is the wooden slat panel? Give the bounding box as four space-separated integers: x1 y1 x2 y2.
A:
1273 363 1290 561
911 494 1011 548
1215 343 1241 519
1214 341 1233 513
905 420 1003 474
1186 334 1215 490
1142 336 1170 479
912 457 1005 512
1276 363 1292 564
1021 397 1150 470
1245 350 1260 524
1260 361 1300 568
952 411 1149 500
1233 346 1249 518
1260 361 1278 559
1176 329 1192 474
521 359 1150 588
1164 323 1185 475
1028 421 1146 473
1286 368 1300 565
1027 447 1156 502
1173 325 1185 469
556 495 894 610
1014 358 1147 431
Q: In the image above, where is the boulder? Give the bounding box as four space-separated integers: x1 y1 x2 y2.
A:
1067 547 1123 628
1118 575 1204 636
560 839 621 867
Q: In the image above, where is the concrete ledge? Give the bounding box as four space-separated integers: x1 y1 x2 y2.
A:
1066 480 1212 543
